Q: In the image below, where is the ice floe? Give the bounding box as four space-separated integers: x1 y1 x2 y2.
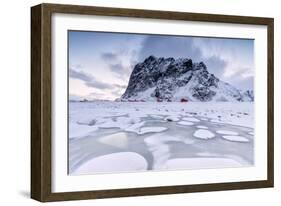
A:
124 121 145 133
69 122 98 139
138 126 167 134
196 125 208 129
144 134 181 169
150 114 164 119
222 135 249 142
182 117 200 122
98 133 129 149
72 152 148 175
177 121 194 126
193 129 215 139
184 138 195 144
216 130 238 135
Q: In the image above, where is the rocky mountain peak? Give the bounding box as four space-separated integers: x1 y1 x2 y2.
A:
121 56 253 102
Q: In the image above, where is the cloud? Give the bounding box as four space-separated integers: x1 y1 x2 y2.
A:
226 75 254 91
138 36 202 62
69 94 82 101
113 84 127 89
204 55 227 78
85 81 114 89
109 63 123 71
101 52 118 62
137 35 253 90
69 68 114 89
69 68 92 82
107 63 131 80
100 51 134 81
111 89 124 97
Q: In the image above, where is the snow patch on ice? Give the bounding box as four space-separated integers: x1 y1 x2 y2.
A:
72 152 148 175
216 130 238 135
182 117 200 122
144 134 181 169
193 129 215 139
124 121 145 133
196 152 219 156
196 125 208 129
150 114 164 119
139 127 167 134
211 119 222 123
69 122 98 139
184 138 195 144
98 133 129 149
177 121 194 126
222 135 249 142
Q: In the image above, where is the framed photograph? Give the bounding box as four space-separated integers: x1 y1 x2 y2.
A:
31 3 274 202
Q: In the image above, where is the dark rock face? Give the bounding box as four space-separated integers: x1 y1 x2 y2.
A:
121 56 254 102
242 90 254 101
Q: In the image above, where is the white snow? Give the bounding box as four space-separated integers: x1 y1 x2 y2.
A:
216 130 239 135
182 117 200 122
150 114 164 119
184 138 195 144
124 121 145 133
98 133 129 149
177 121 194 126
193 129 215 139
69 101 254 129
248 131 254 135
138 127 167 134
144 134 181 169
69 101 254 174
72 152 148 175
196 125 208 129
222 135 249 142
69 122 98 139
164 157 242 170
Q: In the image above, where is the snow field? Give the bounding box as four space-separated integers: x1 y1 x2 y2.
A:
69 102 254 174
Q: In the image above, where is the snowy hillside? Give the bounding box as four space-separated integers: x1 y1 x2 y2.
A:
121 56 254 102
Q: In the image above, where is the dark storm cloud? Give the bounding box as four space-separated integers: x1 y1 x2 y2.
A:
69 68 114 89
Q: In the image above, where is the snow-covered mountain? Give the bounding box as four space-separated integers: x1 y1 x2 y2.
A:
121 56 254 102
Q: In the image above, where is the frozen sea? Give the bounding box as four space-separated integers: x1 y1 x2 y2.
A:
68 101 254 175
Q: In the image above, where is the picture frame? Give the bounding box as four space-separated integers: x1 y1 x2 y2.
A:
31 3 274 202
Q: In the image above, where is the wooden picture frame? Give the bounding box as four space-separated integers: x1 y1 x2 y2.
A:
31 3 274 202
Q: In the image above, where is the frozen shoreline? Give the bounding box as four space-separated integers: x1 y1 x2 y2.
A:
69 101 254 175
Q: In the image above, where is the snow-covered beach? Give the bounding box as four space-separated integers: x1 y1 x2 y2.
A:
69 101 254 175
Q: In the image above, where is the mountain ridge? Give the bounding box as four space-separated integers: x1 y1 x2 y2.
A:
120 55 254 102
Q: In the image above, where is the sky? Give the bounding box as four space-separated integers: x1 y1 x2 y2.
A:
68 31 254 101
